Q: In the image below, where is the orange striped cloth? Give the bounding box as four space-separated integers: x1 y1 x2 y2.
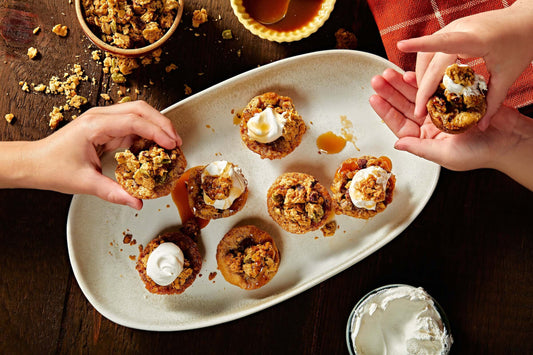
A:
367 0 533 108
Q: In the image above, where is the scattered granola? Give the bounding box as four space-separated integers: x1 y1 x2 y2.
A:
27 47 38 59
222 29 233 40
52 24 69 37
335 28 358 49
33 26 41 35
82 0 180 49
192 8 208 28
49 106 64 129
100 93 111 101
4 113 15 124
165 63 178 72
184 84 192 95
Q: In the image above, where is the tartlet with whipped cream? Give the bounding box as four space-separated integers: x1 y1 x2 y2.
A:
267 172 334 234
330 156 395 219
187 160 248 220
136 221 202 295
115 138 187 199
239 92 306 159
427 64 487 134
216 225 280 290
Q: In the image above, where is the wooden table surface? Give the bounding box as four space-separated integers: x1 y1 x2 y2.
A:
1 0 532 353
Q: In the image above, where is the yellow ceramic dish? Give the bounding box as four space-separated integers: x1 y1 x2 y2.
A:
230 0 336 43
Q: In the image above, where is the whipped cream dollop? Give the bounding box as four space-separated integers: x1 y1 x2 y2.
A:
349 165 391 210
146 242 184 286
247 107 287 143
350 285 452 355
443 64 487 97
201 160 247 210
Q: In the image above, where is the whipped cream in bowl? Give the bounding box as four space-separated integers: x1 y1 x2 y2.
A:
346 284 453 355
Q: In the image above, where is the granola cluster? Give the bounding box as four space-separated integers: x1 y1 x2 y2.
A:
330 156 395 220
216 225 280 290
227 242 277 280
82 0 180 49
427 64 487 134
267 172 334 234
115 138 187 199
19 64 89 129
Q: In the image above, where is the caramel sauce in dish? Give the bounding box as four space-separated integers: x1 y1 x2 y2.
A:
171 169 209 229
316 131 346 154
243 0 324 32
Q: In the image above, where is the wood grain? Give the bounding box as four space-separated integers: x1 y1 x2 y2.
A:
0 0 531 353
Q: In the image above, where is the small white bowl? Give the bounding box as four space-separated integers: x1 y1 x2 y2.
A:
346 284 453 355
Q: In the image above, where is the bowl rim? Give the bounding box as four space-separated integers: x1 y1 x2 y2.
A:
230 0 336 43
74 0 184 58
345 284 453 355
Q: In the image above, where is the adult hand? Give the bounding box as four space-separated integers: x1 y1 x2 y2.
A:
397 0 533 130
31 100 181 209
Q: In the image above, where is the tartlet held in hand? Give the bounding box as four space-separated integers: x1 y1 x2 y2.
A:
187 160 248 220
267 172 334 234
216 225 280 290
115 138 186 199
240 92 306 159
427 64 487 134
136 225 202 295
330 156 395 219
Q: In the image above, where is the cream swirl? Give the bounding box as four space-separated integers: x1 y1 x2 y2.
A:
201 161 247 210
247 107 287 143
146 242 184 286
348 165 391 210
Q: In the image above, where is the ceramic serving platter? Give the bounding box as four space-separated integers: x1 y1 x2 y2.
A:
67 50 440 331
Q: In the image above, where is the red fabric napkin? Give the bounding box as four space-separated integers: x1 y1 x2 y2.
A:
367 0 533 109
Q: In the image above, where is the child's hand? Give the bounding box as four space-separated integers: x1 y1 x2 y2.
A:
32 101 181 209
397 0 533 130
369 68 533 191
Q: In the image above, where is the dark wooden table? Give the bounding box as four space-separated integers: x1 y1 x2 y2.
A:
1 0 532 353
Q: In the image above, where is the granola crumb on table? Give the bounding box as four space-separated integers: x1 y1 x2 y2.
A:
4 113 15 124
192 8 208 28
27 47 38 60
52 24 68 37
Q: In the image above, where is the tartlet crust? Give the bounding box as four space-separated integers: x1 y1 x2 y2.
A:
216 225 280 290
136 229 202 295
239 92 306 159
267 172 334 234
330 156 395 219
186 165 248 220
427 64 487 134
115 138 187 199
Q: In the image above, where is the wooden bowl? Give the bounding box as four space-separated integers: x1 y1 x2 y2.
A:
75 0 184 58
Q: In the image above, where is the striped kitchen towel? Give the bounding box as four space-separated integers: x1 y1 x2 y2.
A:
367 0 533 108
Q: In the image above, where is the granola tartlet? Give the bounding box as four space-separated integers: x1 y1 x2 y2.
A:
427 64 487 134
240 92 306 159
115 138 186 199
330 156 395 219
216 225 280 290
136 226 202 295
267 172 334 234
187 160 248 220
